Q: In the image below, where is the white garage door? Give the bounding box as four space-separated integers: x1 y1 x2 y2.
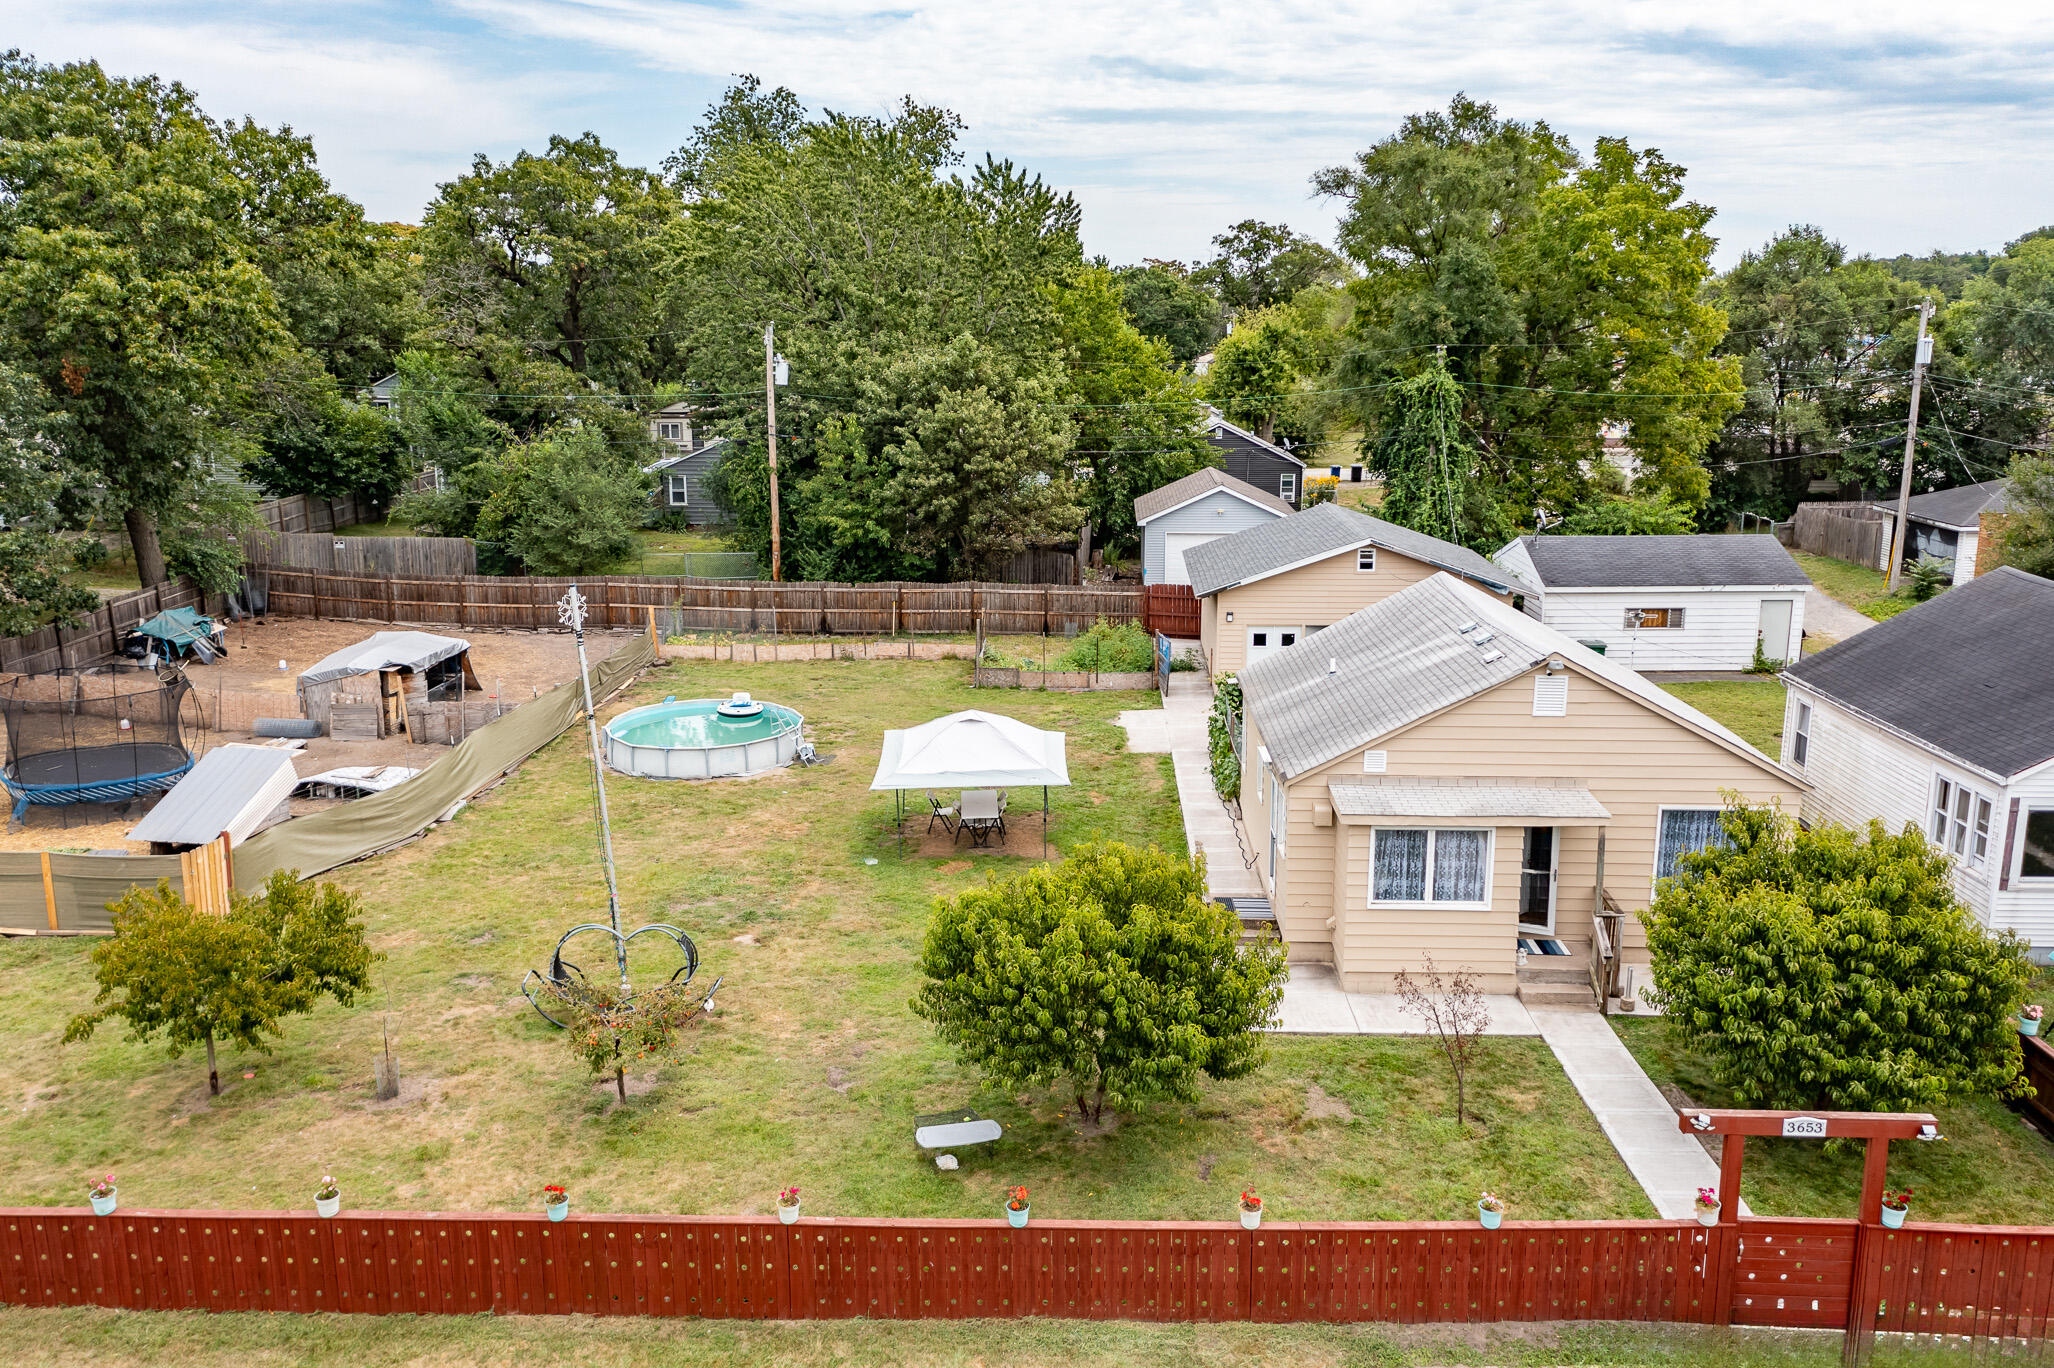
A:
1163 533 1223 585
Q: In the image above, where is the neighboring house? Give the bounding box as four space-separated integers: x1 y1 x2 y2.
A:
643 401 730 526
1134 467 1293 586
1203 411 1304 508
1493 534 1810 671
1872 479 2014 585
363 372 399 409
1186 502 1533 675
1238 572 1804 994
1779 566 2054 954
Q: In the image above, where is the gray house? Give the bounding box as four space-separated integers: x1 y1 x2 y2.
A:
1871 479 2014 585
1134 467 1293 585
1202 412 1305 508
644 401 730 526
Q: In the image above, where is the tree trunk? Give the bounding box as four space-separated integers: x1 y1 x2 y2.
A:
615 1066 626 1102
1091 1079 1107 1124
123 506 168 588
205 1031 219 1097
1454 1067 1465 1128
1257 415 1275 444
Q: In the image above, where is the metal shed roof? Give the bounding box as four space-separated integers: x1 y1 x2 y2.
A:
128 745 298 849
297 632 471 687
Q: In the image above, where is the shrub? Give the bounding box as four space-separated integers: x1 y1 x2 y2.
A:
1905 556 1952 603
1304 475 1339 505
1208 675 1243 801
1641 800 2032 1112
912 842 1287 1122
1053 618 1154 673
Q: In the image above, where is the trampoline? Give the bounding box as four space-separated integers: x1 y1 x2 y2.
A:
2 669 195 824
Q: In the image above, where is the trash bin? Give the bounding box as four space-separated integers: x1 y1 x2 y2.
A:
1578 639 1608 656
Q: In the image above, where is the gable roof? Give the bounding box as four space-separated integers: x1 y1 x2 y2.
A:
1507 534 1806 589
1202 414 1305 468
645 436 729 474
1184 501 1533 599
1782 566 2054 778
1871 479 2014 531
1240 571 1790 781
1135 466 1295 525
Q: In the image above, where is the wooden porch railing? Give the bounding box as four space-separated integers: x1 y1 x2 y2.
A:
1590 890 1626 1016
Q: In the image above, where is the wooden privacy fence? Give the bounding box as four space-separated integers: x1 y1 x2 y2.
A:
252 492 385 536
1143 583 1202 639
1783 502 1892 570
258 570 1144 637
3 1210 2050 1347
0 581 213 676
243 531 476 577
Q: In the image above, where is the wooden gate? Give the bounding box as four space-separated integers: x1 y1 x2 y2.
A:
1145 584 1201 639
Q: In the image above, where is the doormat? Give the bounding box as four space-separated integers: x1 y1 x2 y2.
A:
1519 937 1569 956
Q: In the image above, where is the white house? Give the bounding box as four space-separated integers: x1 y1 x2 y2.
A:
1873 479 2013 585
1133 467 1293 586
1493 534 1810 671
1779 567 2054 957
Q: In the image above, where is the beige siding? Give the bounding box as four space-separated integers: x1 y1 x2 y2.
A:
1207 548 1511 676
1269 664 1803 990
1200 596 1217 669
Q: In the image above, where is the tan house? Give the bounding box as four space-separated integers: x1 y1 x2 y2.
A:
1185 502 1533 677
1237 573 1803 1000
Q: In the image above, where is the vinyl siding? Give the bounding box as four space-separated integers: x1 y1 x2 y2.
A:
649 444 730 526
1141 490 1286 584
1258 664 1802 991
1993 763 2054 949
1205 429 1302 507
1208 548 1512 676
1534 587 1807 670
1493 541 1544 618
1956 529 1981 583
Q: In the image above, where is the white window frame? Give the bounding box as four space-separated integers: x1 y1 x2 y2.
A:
1625 607 1686 630
1791 701 1811 767
1930 774 1994 867
666 473 689 507
1653 805 1727 886
1356 547 1377 572
657 420 687 443
1367 826 1494 910
2016 805 2054 883
1278 472 1297 503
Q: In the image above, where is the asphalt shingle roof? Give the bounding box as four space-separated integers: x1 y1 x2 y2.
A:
1782 566 2054 778
1133 466 1294 524
1512 534 1806 589
1184 502 1531 599
1872 479 2014 531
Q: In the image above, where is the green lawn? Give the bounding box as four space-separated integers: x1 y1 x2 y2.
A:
1613 1016 2054 1224
1790 551 1917 623
1662 679 1787 755
0 1308 1985 1368
333 517 417 538
0 658 1645 1224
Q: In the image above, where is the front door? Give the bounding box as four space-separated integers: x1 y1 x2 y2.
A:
1519 827 1557 932
1757 598 1794 664
1246 627 1300 667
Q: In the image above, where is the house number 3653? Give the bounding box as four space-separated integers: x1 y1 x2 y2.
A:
1781 1116 1828 1138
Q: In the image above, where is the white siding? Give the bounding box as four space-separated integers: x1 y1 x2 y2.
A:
1491 541 1545 618
1141 490 1287 585
1536 587 1806 670
1993 762 2054 949
1955 529 1980 584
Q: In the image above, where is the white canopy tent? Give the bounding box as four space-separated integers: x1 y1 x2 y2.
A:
870 709 1069 854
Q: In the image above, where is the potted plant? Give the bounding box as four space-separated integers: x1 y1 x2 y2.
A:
544 1184 570 1222
1477 1191 1504 1230
314 1175 340 1219
777 1186 801 1225
1693 1187 1721 1227
1004 1185 1030 1229
2022 1004 2044 1037
1880 1187 1912 1229
1239 1191 1263 1230
88 1174 117 1217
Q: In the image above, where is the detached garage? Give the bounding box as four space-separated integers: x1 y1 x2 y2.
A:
1134 467 1293 586
1493 534 1811 671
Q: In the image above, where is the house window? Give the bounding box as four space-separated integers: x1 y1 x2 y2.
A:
1370 828 1490 905
666 474 689 507
657 421 687 444
2019 809 2054 880
1626 608 1685 629
1349 464 1364 482
1931 776 1994 865
1655 808 1727 881
1278 472 1297 503
1792 702 1811 767
1532 675 1568 717
1329 465 1342 478
1356 547 1377 572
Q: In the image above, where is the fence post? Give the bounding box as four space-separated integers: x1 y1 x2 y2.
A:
41 852 58 931
1841 1138 1892 1367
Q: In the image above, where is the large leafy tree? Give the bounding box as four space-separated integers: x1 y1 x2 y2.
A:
1193 219 1346 314
1111 261 1223 364
1367 351 1516 550
1642 802 2032 1113
1203 303 1316 443
0 363 98 636
64 871 379 1097
1317 95 1741 521
1993 452 2054 578
912 842 1287 1123
0 55 312 585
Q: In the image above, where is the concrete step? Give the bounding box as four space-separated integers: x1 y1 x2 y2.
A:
1518 965 1591 986
1517 982 1598 1009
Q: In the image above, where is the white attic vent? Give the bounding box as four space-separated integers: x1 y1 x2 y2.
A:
1479 649 1504 664
1362 750 1387 773
1533 675 1569 717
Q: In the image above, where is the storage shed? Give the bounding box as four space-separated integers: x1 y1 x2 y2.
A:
1493 535 1810 671
128 744 298 854
297 632 478 739
1134 467 1294 585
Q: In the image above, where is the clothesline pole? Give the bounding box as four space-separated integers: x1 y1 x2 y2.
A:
1042 784 1048 859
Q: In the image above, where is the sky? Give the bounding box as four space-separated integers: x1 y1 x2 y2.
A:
11 0 2054 267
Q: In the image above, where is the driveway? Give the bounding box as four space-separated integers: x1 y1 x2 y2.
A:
1803 585 1874 648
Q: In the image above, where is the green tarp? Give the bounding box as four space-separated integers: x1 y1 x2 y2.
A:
132 606 218 651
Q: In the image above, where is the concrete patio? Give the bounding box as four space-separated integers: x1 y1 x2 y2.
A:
1271 963 1540 1035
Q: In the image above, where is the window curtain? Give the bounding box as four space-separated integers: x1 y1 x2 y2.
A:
1432 829 1489 902
1373 830 1427 901
1657 809 1726 880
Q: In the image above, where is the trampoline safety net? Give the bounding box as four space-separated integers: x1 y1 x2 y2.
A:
2 669 194 822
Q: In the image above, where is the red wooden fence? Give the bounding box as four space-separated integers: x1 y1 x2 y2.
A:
5 1208 2049 1343
1144 583 1201 639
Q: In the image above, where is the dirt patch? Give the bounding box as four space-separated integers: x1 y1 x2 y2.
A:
1196 1153 1216 1181
905 815 1058 861
452 974 493 990
824 1066 853 1094
356 1074 442 1111
1303 1083 1354 1123
19 1085 60 1114
935 860 971 875
731 932 759 946
1070 1108 1121 1140
1658 1081 1722 1159
1088 791 1106 805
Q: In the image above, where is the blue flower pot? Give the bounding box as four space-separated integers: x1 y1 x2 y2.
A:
1880 1205 1907 1229
1006 1205 1029 1228
2022 1016 2041 1037
1478 1203 1503 1230
546 1201 569 1223
90 1191 117 1217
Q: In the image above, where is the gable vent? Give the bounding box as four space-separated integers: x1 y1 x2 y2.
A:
1533 675 1569 717
1362 750 1387 773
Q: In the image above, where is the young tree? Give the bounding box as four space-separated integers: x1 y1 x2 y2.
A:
912 842 1287 1123
471 424 650 575
529 976 718 1102
1393 954 1490 1127
1642 801 2033 1113
1557 492 1697 535
65 872 379 1096
1367 352 1516 551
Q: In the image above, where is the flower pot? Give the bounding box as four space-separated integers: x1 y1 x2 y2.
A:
778 1204 800 1225
2023 1016 2042 1037
1695 1206 1719 1228
90 1190 117 1217
1240 1207 1262 1230
546 1200 569 1223
1880 1205 1907 1229
315 1194 340 1219
1006 1204 1030 1229
1477 1203 1503 1230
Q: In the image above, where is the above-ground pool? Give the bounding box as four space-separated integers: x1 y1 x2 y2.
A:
603 697 805 779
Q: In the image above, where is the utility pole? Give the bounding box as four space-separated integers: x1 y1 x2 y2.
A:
763 322 781 583
1886 300 1935 593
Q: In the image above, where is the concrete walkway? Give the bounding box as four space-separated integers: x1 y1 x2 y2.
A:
1116 674 1263 901
1803 584 1874 647
1273 964 1538 1035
